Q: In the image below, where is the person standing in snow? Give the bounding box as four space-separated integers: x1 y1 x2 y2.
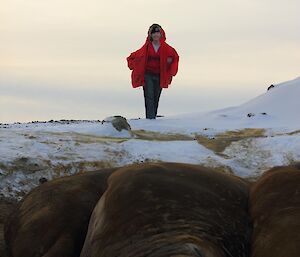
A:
127 24 179 119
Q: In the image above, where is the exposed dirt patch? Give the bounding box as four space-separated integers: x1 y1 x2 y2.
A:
286 130 300 136
195 128 266 155
0 157 52 177
53 160 117 176
270 129 300 136
1 159 116 178
43 131 129 144
132 130 194 141
0 197 17 257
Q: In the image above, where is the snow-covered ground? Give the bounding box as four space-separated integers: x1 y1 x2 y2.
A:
1 76 300 199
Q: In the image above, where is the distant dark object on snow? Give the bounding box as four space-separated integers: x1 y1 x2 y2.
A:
267 84 275 91
102 115 131 132
220 114 228 117
39 177 48 184
247 113 267 117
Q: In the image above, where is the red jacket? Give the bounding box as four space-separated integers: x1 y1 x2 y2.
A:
127 28 179 88
145 42 161 74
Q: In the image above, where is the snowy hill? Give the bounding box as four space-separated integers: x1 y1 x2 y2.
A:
216 76 300 127
239 76 300 116
130 76 300 133
0 76 300 199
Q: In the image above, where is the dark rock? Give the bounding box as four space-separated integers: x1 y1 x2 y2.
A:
102 116 131 132
38 177 48 184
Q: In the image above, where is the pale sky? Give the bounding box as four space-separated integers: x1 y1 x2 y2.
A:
1 0 299 123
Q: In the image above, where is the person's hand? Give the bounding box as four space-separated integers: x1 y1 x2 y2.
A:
167 57 173 64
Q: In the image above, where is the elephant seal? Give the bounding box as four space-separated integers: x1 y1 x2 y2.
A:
250 163 300 257
4 167 118 257
80 162 251 257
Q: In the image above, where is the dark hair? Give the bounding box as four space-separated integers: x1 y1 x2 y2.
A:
149 23 161 29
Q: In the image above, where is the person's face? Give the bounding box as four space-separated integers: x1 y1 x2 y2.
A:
151 31 161 41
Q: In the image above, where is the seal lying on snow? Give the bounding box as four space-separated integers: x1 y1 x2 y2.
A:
4 168 118 257
250 164 300 257
80 162 251 257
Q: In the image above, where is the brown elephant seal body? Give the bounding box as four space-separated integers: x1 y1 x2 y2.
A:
4 167 118 257
80 162 251 257
250 164 300 257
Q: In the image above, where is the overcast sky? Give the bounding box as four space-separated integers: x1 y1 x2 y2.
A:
1 0 299 123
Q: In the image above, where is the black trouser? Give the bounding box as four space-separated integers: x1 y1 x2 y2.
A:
143 72 162 119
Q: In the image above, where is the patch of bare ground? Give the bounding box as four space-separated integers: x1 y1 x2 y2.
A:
43 131 129 144
1 158 117 178
53 160 118 176
195 128 266 155
283 130 300 136
132 129 194 141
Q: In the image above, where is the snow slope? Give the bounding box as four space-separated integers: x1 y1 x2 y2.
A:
1 76 299 199
129 76 300 133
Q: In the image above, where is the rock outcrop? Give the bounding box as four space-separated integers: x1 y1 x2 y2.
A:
102 116 131 132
